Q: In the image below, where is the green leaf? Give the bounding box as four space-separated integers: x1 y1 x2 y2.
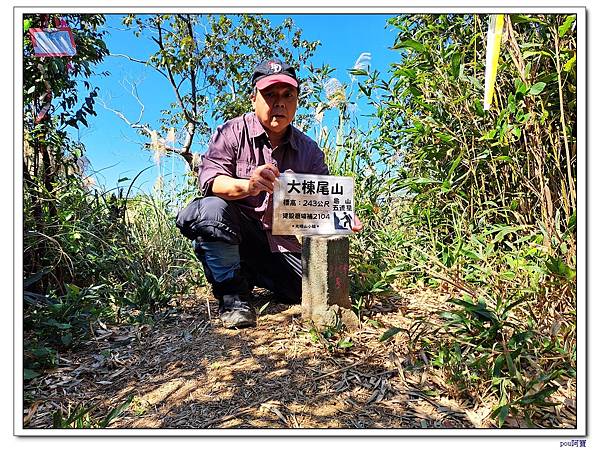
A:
367 319 383 328
410 178 441 185
510 15 547 25
515 79 528 95
450 53 461 79
66 283 81 295
482 129 496 140
473 98 484 117
493 356 506 377
446 152 463 181
257 302 270 315
98 395 134 428
462 249 482 261
528 82 546 96
545 257 576 280
348 68 368 77
43 319 72 330
337 337 354 349
522 50 552 59
358 83 372 97
24 268 50 288
559 15 576 37
496 405 509 427
564 55 576 72
518 386 560 405
61 333 73 346
379 327 403 342
392 39 426 53
24 368 40 380
393 67 416 79
437 132 454 143
26 85 35 94
24 18 32 32
66 119 79 129
567 211 576 231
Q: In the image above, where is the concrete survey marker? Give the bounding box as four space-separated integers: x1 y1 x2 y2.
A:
301 235 359 329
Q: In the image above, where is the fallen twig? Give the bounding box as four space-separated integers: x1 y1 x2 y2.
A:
313 354 371 381
202 395 275 428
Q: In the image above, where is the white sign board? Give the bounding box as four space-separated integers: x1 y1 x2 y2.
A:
272 173 354 235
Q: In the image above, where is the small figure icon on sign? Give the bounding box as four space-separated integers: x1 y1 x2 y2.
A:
334 211 353 230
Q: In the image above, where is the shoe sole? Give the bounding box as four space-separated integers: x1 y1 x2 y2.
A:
221 318 256 329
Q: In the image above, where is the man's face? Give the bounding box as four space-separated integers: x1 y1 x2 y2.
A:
251 83 298 136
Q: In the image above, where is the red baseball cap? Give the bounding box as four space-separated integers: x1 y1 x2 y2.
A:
252 58 299 90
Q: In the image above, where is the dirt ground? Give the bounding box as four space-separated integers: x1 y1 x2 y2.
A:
23 287 577 430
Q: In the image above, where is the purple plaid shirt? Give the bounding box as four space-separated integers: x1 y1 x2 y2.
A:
198 112 329 253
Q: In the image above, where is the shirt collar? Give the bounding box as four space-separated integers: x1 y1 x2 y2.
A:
247 112 299 151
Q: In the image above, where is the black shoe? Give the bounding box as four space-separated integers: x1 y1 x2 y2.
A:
219 294 257 329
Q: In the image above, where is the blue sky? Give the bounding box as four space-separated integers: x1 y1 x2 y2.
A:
75 14 400 194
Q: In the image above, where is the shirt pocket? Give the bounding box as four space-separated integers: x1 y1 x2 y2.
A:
235 160 255 179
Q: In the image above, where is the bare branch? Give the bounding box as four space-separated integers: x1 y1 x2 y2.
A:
97 96 152 136
109 53 147 65
155 19 199 127
99 87 196 171
120 79 146 125
183 14 199 117
109 53 170 81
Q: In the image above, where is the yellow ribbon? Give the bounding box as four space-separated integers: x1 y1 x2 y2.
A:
483 14 504 110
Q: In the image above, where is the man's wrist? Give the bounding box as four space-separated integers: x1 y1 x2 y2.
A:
212 175 251 199
240 179 252 196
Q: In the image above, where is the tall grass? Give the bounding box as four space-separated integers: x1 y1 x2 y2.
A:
23 169 203 378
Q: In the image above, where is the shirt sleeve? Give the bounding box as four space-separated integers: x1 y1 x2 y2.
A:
310 142 330 176
197 124 237 196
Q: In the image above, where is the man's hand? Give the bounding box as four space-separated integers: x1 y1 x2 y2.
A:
247 163 280 196
352 215 363 233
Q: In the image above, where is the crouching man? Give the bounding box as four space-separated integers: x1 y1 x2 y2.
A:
181 58 362 329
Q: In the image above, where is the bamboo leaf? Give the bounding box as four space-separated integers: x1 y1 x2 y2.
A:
98 395 134 428
348 68 368 76
491 404 510 428
528 82 546 95
497 405 509 427
510 15 547 25
545 257 576 280
392 39 426 53
522 50 553 59
450 53 461 79
379 327 403 342
559 15 576 37
24 269 50 288
24 368 40 380
473 98 484 117
564 55 576 72
337 337 354 348
567 211 576 231
446 153 463 181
